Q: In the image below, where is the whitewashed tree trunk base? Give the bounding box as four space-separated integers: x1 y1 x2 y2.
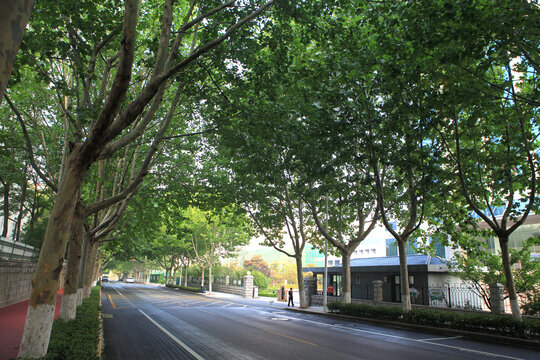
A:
76 289 83 306
18 304 55 358
60 293 77 319
342 291 352 304
510 299 522 320
401 294 411 312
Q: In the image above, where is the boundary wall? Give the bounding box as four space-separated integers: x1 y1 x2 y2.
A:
0 259 66 308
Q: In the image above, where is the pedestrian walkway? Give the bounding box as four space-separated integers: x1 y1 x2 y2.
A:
0 290 63 360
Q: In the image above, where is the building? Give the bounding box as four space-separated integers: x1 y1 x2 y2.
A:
304 254 485 309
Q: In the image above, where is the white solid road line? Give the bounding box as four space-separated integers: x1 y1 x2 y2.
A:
138 309 206 360
114 287 126 298
418 335 462 341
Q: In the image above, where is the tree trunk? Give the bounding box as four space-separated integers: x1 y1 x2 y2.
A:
60 202 84 319
184 264 188 287
397 238 411 312
499 236 522 319
19 153 86 358
295 256 307 308
77 228 90 306
2 181 9 238
83 239 99 299
341 251 352 303
0 0 35 104
14 167 28 242
178 265 183 286
92 258 101 286
201 267 205 288
209 263 213 293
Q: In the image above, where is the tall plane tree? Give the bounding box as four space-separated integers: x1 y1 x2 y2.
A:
12 1 276 357
408 0 539 319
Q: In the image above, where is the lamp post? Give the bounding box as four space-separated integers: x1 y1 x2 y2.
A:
323 195 328 312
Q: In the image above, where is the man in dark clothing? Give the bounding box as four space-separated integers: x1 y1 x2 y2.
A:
288 288 294 307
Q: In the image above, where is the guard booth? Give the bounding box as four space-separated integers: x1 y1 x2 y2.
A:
277 286 287 302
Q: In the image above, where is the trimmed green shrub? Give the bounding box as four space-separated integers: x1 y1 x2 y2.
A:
252 270 270 290
258 289 277 298
42 286 101 359
165 284 201 292
327 302 540 339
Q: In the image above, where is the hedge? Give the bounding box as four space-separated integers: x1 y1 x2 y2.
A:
258 289 277 298
40 286 101 359
165 284 202 292
327 302 540 339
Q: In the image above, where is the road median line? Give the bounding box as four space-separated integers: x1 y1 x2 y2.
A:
262 328 318 347
108 294 117 309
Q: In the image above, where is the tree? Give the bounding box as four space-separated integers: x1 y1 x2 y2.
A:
243 255 270 277
186 205 251 293
412 0 540 319
251 270 270 290
11 1 276 356
451 237 540 314
0 0 35 103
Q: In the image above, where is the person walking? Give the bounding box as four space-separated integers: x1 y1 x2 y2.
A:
288 288 294 307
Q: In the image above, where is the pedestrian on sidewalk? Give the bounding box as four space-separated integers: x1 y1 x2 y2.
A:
288 288 294 307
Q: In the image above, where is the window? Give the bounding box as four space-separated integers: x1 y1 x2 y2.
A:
387 239 417 256
429 236 446 258
386 239 397 256
371 249 376 254
386 222 397 232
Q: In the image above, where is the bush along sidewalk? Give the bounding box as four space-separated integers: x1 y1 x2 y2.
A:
327 302 540 340
258 289 277 298
39 286 101 359
165 284 202 292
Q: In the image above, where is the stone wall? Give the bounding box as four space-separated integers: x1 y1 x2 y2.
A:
212 283 245 296
0 260 36 308
0 259 67 308
188 275 255 298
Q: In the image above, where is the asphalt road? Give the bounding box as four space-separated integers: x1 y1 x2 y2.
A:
101 282 539 360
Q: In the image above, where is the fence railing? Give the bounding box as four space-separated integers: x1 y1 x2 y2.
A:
0 237 39 261
351 282 490 311
418 284 488 311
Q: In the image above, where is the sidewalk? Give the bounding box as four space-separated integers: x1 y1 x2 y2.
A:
0 290 63 360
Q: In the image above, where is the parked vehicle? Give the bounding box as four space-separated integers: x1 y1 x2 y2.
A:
125 277 134 283
101 275 109 282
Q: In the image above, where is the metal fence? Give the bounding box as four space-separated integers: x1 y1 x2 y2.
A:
418 284 487 311
352 282 489 311
0 237 39 261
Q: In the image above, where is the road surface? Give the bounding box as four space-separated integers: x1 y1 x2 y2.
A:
101 282 539 360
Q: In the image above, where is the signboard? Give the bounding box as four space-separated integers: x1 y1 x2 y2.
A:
327 285 334 294
429 289 444 301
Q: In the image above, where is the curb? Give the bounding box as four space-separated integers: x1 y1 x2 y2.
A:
98 286 103 359
285 307 540 351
